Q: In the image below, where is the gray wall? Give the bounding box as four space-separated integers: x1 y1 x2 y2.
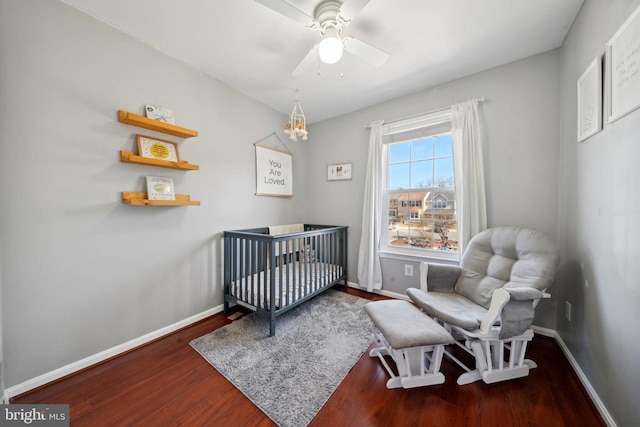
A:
0 0 304 388
305 50 562 328
3 1 639 424
557 1 640 426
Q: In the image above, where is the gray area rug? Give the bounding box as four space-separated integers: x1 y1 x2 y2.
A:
190 290 372 427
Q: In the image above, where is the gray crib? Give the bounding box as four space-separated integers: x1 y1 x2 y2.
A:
223 224 348 336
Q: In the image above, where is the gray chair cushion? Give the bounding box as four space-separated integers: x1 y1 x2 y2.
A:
406 288 488 331
499 287 545 339
454 227 560 308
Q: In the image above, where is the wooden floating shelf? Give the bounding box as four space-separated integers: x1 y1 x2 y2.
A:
120 151 199 170
122 192 200 206
118 110 198 138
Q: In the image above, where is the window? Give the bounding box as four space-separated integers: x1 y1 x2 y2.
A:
382 111 458 255
433 195 448 209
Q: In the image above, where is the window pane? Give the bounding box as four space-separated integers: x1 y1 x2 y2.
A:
389 143 410 163
411 160 433 188
411 139 433 161
388 191 406 246
385 130 457 253
434 158 454 187
389 163 410 189
435 134 453 157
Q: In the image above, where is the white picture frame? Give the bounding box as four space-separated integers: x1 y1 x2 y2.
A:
146 176 175 201
605 4 640 123
255 143 293 198
577 56 602 142
327 163 352 181
145 105 175 124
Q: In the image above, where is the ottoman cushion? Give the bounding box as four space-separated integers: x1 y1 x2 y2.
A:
364 300 454 349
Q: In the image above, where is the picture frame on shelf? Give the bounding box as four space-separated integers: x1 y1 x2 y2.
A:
146 176 175 201
605 4 640 123
327 163 352 181
137 135 180 162
577 56 602 142
145 105 175 124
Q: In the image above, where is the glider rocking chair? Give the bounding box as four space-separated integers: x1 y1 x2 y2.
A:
407 226 560 385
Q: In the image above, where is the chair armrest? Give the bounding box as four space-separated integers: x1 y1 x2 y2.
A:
479 288 510 333
498 287 545 338
504 287 544 301
479 287 546 335
420 262 461 293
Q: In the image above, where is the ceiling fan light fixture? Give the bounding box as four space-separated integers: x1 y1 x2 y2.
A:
318 36 343 64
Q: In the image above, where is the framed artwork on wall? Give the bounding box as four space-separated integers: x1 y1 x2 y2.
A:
137 135 180 162
327 163 352 181
146 176 175 201
577 56 602 142
145 105 175 124
605 4 640 123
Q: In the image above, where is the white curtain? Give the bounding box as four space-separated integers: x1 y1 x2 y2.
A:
357 120 384 292
451 99 487 255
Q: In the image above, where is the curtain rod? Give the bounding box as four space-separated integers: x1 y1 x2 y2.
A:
364 97 487 129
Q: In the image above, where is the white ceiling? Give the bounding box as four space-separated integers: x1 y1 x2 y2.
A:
60 0 583 123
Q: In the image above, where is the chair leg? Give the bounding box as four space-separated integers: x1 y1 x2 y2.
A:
368 327 447 389
456 340 486 385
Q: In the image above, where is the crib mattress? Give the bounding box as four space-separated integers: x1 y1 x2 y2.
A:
230 262 342 309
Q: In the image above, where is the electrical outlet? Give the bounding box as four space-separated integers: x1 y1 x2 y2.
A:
585 279 589 288
565 301 572 321
404 264 414 276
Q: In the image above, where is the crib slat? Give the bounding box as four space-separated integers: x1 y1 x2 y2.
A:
251 239 257 307
268 240 275 311
261 239 267 309
312 234 318 292
320 233 324 288
232 237 238 297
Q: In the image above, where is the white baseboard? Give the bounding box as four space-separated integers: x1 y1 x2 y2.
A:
345 281 410 301
3 304 224 402
550 331 616 427
531 325 556 337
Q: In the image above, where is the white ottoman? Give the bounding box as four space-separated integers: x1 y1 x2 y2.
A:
364 299 455 389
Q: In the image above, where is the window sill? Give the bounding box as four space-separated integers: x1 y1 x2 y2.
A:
379 247 459 264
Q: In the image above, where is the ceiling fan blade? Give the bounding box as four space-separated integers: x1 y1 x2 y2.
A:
291 45 319 76
255 0 316 27
343 37 388 67
338 0 372 21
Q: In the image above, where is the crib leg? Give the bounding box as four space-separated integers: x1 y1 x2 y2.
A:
269 315 276 337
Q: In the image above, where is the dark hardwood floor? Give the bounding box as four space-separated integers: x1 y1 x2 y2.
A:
13 287 605 426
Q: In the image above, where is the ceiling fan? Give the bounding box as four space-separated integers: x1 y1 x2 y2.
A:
255 0 389 76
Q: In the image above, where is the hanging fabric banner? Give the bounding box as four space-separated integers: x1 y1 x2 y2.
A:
254 135 293 197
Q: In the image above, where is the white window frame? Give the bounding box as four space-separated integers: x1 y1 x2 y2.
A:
379 110 458 262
